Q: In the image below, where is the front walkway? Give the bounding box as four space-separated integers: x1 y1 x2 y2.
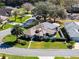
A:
38 56 54 59
74 43 79 49
28 41 32 49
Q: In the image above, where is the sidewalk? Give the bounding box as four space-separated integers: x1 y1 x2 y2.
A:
38 56 54 59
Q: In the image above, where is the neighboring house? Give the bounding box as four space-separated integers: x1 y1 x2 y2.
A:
24 22 60 36
0 16 8 23
0 6 14 16
67 13 79 20
0 6 15 23
67 4 79 13
64 22 79 41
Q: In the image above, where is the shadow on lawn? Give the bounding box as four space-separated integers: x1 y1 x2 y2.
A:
0 42 15 49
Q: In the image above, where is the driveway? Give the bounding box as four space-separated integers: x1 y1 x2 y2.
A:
74 43 79 49
0 28 11 42
38 56 53 59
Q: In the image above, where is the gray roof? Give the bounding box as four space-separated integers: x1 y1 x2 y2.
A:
42 22 60 30
0 7 13 16
64 22 79 37
73 4 79 8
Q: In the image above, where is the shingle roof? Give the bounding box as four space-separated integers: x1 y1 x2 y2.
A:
0 7 13 16
42 22 60 30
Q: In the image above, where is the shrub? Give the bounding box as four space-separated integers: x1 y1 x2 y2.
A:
2 54 6 59
20 40 27 45
19 40 26 45
15 39 27 45
70 41 75 45
44 38 50 42
67 43 73 49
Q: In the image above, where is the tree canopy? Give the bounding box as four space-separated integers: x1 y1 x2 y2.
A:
11 25 24 38
32 1 67 22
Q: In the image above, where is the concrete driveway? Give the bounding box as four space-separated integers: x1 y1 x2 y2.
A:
74 43 79 49
0 28 11 42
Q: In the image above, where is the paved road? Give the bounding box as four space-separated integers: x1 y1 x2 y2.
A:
0 28 11 42
0 47 79 56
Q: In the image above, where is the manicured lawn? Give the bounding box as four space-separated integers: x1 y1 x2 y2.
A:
15 42 29 48
55 57 79 59
9 15 31 23
55 32 61 38
0 24 13 31
70 57 79 59
0 53 38 59
55 57 65 59
3 35 16 42
3 35 29 48
30 42 68 49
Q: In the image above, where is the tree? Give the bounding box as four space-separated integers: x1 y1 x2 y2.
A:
19 16 23 23
11 25 24 39
48 0 64 7
64 0 78 8
32 2 50 21
48 5 67 22
12 9 19 21
0 2 5 8
22 3 34 13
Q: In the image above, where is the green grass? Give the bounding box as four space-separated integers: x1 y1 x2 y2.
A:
55 57 65 59
30 42 68 49
55 57 79 59
3 35 29 48
15 42 29 48
0 53 38 59
3 35 16 42
9 15 31 23
55 32 61 38
70 57 79 59
0 24 13 31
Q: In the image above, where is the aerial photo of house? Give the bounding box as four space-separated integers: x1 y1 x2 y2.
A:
0 0 79 59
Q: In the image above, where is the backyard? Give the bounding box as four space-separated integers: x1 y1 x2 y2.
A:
9 15 31 23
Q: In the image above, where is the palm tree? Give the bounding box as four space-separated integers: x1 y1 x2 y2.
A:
12 9 19 21
11 25 24 39
14 11 17 21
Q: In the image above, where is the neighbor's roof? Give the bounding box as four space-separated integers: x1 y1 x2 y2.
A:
0 7 13 16
64 22 79 37
0 16 8 21
73 4 79 8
